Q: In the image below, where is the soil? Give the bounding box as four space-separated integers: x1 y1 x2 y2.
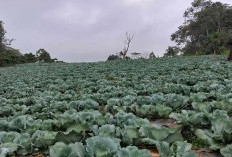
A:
149 118 180 128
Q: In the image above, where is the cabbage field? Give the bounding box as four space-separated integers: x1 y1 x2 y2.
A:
1 55 232 157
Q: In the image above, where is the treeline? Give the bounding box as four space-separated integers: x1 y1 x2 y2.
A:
107 52 156 61
168 0 232 56
0 21 59 67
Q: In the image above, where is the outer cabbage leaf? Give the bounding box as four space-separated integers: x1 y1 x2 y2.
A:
140 140 197 157
139 125 183 143
9 116 31 131
133 105 151 117
190 92 208 102
39 119 57 131
13 133 32 155
136 96 152 106
0 132 20 144
169 110 210 126
94 125 116 138
56 131 83 144
58 111 105 130
150 104 172 117
170 141 196 157
0 143 19 157
220 144 232 157
66 123 88 134
121 126 140 145
116 113 150 127
211 101 232 115
0 120 9 131
154 141 197 157
195 129 222 150
0 106 15 117
192 102 211 112
165 94 189 109
50 142 86 157
153 141 170 157
122 95 136 106
195 110 232 150
86 136 120 157
32 130 57 148
107 98 121 106
151 93 165 105
116 146 152 157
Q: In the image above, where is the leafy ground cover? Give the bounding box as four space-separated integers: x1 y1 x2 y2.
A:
0 55 232 157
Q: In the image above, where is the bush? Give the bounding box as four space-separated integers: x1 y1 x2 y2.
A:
107 55 121 61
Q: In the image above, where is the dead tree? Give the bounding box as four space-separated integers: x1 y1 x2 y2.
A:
120 32 134 59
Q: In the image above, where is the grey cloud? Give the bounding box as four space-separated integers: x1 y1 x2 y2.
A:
0 0 231 62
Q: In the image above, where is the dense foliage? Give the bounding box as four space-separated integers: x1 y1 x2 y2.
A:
171 0 232 55
107 55 121 61
0 55 232 156
164 46 180 57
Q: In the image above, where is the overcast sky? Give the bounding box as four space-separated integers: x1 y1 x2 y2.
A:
0 0 231 62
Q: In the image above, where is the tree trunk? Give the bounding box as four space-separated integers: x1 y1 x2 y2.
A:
214 50 216 59
205 24 209 37
122 54 126 59
227 48 232 61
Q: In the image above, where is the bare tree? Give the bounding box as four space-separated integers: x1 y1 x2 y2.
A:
120 32 134 59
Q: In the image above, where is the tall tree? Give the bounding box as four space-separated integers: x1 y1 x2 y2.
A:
0 21 13 52
164 46 179 57
36 49 54 62
171 0 232 55
23 53 37 63
0 21 5 52
149 52 156 58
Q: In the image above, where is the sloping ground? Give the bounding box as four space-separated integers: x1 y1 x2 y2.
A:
0 55 232 156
